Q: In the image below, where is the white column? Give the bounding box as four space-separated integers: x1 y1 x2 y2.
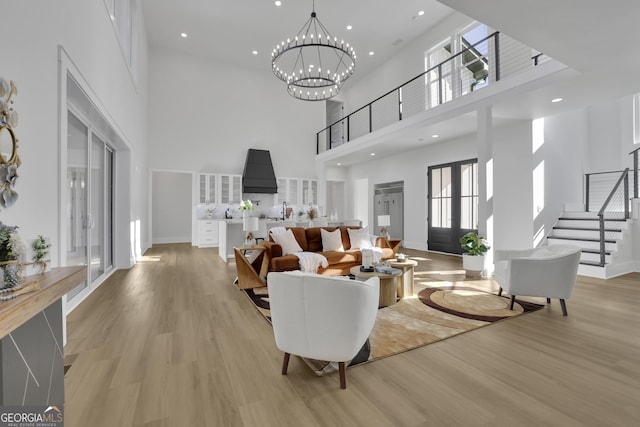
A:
477 107 494 272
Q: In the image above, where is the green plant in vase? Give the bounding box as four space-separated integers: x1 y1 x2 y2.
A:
32 235 51 274
459 231 490 277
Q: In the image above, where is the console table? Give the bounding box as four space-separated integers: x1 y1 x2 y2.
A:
0 266 86 406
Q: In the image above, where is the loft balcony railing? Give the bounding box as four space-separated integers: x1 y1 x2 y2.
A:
316 31 551 154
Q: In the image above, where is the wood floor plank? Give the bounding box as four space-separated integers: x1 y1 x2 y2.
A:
64 243 640 426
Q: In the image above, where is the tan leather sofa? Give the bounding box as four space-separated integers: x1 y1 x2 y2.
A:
261 226 397 276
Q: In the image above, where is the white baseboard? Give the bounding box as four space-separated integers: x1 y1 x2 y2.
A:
152 236 191 244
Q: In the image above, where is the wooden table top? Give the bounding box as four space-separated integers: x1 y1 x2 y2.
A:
0 266 87 338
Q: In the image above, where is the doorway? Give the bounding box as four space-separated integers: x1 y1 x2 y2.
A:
374 182 404 241
428 159 478 254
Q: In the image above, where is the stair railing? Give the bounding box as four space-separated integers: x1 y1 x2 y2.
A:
596 168 629 266
631 146 639 199
316 31 550 154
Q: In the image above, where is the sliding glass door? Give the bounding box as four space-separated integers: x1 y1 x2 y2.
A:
66 111 114 300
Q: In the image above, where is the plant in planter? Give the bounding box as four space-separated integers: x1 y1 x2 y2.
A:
459 232 490 277
32 235 51 274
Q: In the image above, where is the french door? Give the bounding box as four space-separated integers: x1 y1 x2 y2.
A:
66 111 114 300
428 159 478 254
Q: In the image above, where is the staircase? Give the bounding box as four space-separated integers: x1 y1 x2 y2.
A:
547 211 632 278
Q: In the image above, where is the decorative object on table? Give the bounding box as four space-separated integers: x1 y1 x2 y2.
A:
31 235 51 274
0 222 25 288
306 207 317 226
459 231 490 277
396 253 406 261
271 0 357 101
0 77 21 208
377 215 390 240
243 216 259 246
0 280 40 301
204 207 214 219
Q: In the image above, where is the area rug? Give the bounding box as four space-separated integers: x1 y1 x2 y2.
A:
244 284 542 376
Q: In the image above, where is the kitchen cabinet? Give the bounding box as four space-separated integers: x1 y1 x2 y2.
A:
220 174 242 204
198 174 217 204
197 219 219 247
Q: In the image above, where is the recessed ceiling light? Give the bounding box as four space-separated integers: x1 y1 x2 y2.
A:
432 134 439 138
418 10 425 16
370 153 376 156
552 97 563 103
180 33 188 38
346 25 353 30
110 14 115 21
369 51 375 56
337 162 342 166
252 50 258 55
275 1 282 6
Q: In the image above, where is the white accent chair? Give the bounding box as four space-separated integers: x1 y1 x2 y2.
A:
494 245 581 316
267 271 379 389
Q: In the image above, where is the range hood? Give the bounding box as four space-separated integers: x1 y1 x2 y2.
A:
242 149 278 194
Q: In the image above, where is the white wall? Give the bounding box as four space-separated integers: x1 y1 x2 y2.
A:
492 120 533 249
147 47 323 178
152 171 192 243
3 0 148 268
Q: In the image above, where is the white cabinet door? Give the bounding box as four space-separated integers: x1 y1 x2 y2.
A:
220 174 242 204
301 179 318 205
198 219 219 247
275 177 299 205
198 174 217 204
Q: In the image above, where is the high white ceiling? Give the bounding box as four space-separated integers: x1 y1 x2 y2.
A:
141 0 640 167
142 0 453 82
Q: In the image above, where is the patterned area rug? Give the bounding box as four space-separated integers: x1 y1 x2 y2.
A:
244 284 542 376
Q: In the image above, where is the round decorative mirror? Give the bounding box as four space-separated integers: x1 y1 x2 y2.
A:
0 126 17 165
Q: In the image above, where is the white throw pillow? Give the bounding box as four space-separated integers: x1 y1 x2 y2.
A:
348 227 372 249
271 229 303 255
321 228 344 252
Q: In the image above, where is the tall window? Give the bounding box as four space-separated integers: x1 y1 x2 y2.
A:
460 161 479 229
424 22 490 108
104 0 138 78
430 166 452 228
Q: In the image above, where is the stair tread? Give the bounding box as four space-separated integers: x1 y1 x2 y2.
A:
553 226 622 232
580 249 612 255
548 236 616 243
580 261 605 267
559 217 627 222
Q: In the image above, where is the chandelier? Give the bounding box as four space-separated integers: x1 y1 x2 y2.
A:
271 1 356 101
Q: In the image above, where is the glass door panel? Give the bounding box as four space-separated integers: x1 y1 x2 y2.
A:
66 113 89 299
90 134 105 282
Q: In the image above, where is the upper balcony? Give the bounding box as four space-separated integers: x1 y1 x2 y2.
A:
316 31 573 162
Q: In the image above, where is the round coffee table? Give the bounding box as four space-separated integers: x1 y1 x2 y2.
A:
389 259 418 298
350 266 402 308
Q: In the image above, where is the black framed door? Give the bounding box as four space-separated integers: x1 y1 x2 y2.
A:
428 159 478 254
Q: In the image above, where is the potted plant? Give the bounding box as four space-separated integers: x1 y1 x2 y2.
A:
459 232 490 277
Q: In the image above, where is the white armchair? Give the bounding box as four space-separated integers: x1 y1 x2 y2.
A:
494 245 581 316
267 271 379 389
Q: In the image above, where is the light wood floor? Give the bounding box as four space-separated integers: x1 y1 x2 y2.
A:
64 244 640 426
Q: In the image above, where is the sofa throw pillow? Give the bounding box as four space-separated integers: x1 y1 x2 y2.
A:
271 229 303 255
348 227 373 249
321 228 344 252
